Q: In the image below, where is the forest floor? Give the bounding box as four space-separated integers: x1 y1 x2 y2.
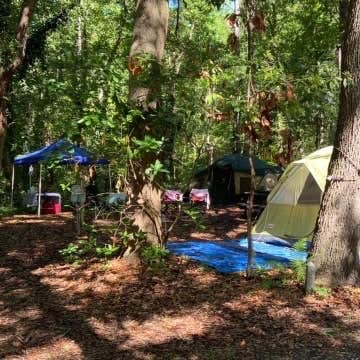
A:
0 208 360 360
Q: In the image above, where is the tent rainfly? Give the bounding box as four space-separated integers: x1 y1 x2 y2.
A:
11 139 109 216
194 153 282 204
252 146 333 240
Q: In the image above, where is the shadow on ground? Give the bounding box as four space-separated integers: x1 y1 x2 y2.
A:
0 212 359 359
167 205 248 241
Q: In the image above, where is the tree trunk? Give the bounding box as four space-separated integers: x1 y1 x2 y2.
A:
127 0 169 246
0 72 11 172
0 0 37 172
246 0 256 277
309 0 360 287
129 0 168 110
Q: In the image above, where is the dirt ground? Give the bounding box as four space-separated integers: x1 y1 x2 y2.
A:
0 208 360 360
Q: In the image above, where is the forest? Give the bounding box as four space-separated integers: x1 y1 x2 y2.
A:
0 0 359 359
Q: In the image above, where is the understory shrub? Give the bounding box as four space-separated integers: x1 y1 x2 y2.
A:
141 244 169 266
59 226 120 263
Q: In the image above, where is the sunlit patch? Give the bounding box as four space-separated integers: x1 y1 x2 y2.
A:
120 313 224 349
13 338 83 360
88 312 224 351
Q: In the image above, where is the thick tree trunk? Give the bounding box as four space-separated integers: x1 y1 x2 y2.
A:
309 0 360 287
127 0 169 245
132 182 163 245
129 0 168 110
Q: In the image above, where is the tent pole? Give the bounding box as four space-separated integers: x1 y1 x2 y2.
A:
10 164 15 208
108 164 112 192
37 163 42 217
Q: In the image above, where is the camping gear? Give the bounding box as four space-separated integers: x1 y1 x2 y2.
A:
13 139 108 166
163 190 183 203
11 139 109 216
25 187 38 207
167 239 306 274
193 154 282 204
190 188 210 209
253 146 333 240
40 193 62 214
71 185 86 205
106 192 127 206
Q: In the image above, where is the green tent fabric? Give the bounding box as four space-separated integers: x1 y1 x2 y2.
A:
253 146 333 240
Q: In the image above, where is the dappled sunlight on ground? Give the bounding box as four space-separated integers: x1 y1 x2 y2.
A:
0 211 359 359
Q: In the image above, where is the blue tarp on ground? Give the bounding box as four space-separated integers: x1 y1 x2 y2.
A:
167 239 307 274
13 139 108 166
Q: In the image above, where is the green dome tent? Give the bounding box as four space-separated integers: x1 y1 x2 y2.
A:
253 146 333 240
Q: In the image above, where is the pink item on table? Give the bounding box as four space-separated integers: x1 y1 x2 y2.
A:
163 190 183 203
190 188 210 209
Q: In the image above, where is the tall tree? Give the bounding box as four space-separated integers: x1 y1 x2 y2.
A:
127 0 169 245
0 0 38 172
309 0 360 287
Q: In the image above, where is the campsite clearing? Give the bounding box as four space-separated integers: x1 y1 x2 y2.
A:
1 209 359 359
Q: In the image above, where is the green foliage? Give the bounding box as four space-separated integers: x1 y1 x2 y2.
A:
59 242 80 263
0 206 16 218
141 244 169 266
59 226 120 263
260 277 285 290
256 260 307 289
132 136 164 156
313 286 331 297
5 0 341 199
291 259 306 284
145 159 169 182
95 243 120 258
59 238 120 263
119 228 147 249
183 207 206 230
293 238 308 252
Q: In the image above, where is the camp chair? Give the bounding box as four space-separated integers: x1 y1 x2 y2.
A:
93 192 127 220
162 190 183 203
190 188 210 210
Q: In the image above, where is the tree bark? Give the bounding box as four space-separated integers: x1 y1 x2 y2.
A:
309 0 360 287
246 0 256 277
0 0 38 172
129 0 168 111
127 0 169 245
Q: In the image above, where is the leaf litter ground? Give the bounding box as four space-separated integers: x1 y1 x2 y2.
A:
0 207 359 359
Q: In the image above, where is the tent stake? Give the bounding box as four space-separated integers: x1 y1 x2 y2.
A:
10 164 15 208
37 163 42 217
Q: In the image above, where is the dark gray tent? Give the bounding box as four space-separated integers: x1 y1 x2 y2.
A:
194 154 282 204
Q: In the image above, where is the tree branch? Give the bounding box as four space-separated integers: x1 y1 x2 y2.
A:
7 0 38 75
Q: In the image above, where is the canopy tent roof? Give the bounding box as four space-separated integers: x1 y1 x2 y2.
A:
213 153 282 175
13 139 109 166
253 146 333 240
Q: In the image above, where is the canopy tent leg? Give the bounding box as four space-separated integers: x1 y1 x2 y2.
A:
10 164 15 208
108 164 112 192
37 163 42 217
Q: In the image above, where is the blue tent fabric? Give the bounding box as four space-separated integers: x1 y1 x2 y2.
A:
13 139 70 166
59 146 109 165
167 239 307 274
13 140 109 166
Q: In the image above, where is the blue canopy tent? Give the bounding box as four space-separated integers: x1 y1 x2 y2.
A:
11 140 109 216
13 139 109 166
